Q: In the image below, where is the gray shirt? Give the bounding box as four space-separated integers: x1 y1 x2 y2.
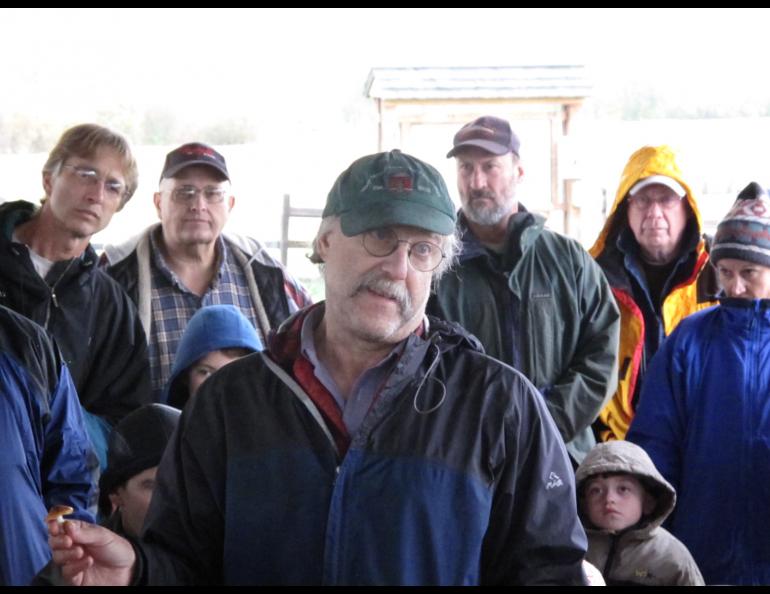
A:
300 306 404 436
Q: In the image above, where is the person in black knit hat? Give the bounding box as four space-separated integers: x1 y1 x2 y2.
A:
99 403 181 538
628 181 770 584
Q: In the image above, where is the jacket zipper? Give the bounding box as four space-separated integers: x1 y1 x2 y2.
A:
602 534 619 580
43 258 76 330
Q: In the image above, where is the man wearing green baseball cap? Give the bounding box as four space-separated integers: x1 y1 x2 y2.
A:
48 150 587 586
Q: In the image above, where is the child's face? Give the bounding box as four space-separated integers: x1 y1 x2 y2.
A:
583 474 654 533
187 350 244 396
108 466 158 539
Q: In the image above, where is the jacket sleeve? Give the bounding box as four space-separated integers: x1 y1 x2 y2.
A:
138 380 227 585
105 254 139 306
41 362 97 522
542 249 620 442
626 334 687 494
676 553 706 586
236 233 313 315
78 279 151 425
481 376 588 585
281 266 312 313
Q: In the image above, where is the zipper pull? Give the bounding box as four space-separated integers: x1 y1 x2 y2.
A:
51 292 59 308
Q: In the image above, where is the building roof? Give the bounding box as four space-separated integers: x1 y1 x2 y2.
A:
366 65 590 100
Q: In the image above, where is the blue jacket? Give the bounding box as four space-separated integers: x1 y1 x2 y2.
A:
0 305 95 585
135 306 587 585
628 299 770 585
163 304 263 408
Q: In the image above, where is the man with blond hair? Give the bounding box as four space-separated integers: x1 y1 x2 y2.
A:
0 123 150 466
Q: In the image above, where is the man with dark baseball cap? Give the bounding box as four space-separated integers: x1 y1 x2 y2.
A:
49 149 587 586
446 115 520 158
158 143 230 182
103 142 310 401
431 115 620 466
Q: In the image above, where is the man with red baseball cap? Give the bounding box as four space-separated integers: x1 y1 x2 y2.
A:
103 142 310 401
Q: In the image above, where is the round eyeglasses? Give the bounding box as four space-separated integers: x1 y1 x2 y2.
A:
361 228 445 272
170 186 228 204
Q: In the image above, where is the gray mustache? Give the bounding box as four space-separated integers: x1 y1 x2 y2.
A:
353 272 412 314
469 190 496 200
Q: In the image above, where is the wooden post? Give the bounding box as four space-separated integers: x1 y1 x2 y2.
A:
281 194 290 266
562 104 574 236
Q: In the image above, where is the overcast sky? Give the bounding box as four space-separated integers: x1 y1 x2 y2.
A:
1 8 769 124
1 8 768 257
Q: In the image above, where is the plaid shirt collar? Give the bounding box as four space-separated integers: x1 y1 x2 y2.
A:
149 228 227 292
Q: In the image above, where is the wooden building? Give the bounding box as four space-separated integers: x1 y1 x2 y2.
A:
365 66 590 235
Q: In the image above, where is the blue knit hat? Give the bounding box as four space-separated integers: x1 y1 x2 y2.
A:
164 305 263 408
711 182 770 268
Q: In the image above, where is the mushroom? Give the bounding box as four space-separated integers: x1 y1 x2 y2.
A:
45 504 74 524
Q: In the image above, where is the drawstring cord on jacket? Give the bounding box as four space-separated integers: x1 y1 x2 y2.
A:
412 335 447 415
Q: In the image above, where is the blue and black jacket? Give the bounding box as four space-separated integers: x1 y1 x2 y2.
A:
135 304 587 585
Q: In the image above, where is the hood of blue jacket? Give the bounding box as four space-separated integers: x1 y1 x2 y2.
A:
163 304 263 407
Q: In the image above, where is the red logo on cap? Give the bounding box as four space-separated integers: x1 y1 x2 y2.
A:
387 173 413 193
181 145 216 159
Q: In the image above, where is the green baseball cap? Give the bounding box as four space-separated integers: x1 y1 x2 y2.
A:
324 150 456 236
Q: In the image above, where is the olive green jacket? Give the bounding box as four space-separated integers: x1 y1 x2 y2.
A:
430 209 620 463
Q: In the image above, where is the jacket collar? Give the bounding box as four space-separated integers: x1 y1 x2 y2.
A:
0 200 97 274
457 204 543 264
269 302 484 367
102 222 284 273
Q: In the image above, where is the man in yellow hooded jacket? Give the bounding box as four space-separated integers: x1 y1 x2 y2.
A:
590 145 718 441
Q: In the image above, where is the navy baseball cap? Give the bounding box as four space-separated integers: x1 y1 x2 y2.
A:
447 115 520 158
160 142 229 182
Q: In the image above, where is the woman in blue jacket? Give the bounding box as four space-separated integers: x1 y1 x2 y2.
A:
628 182 770 585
